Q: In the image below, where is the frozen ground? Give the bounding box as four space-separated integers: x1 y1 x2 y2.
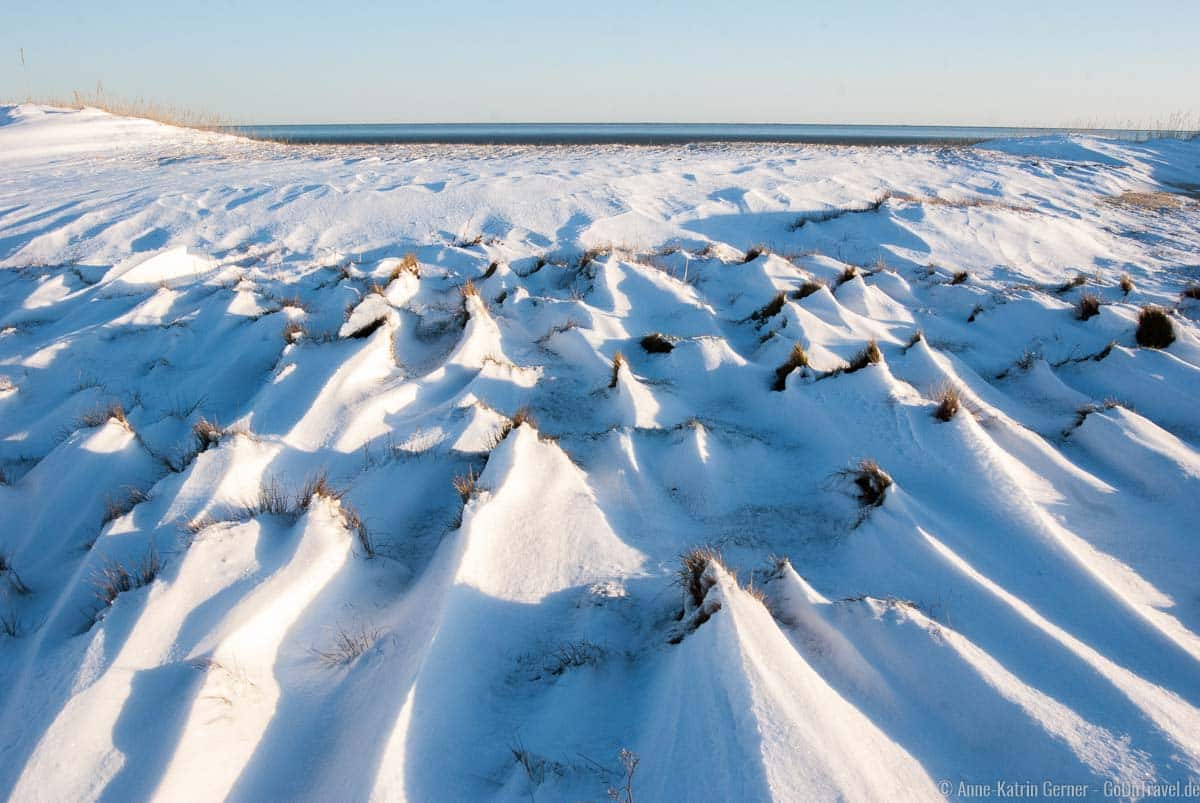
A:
1 104 1199 802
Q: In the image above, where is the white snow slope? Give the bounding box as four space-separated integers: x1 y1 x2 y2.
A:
1 104 1199 802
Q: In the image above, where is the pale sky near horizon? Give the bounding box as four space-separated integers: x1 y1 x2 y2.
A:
2 1 1197 126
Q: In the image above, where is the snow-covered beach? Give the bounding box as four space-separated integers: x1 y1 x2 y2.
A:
1 104 1199 801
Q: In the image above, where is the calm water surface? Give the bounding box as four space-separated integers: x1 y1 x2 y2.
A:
228 122 1154 146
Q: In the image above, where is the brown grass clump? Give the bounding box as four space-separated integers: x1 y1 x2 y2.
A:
851 459 892 508
743 244 766 263
1119 274 1134 296
453 468 480 503
790 280 825 300
1075 292 1101 321
283 320 306 343
253 478 293 517
296 471 344 509
509 407 535 429
1135 305 1175 348
1056 274 1088 294
339 502 375 558
773 343 809 391
102 487 151 525
1104 191 1187 211
668 546 729 643
78 402 129 430
487 406 538 449
459 280 480 298
193 418 221 451
837 265 859 286
844 340 883 373
677 546 723 609
640 333 674 354
578 243 615 268
93 546 161 608
389 253 421 280
39 87 225 131
609 352 627 388
950 270 969 285
1065 398 1125 435
933 383 961 422
751 291 787 322
1181 284 1200 300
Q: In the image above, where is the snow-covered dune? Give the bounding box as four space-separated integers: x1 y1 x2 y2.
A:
1 105 1199 802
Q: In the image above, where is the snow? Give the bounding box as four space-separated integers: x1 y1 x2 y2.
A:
1 104 1199 802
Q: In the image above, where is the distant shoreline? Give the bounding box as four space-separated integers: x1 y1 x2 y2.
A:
225 122 1194 147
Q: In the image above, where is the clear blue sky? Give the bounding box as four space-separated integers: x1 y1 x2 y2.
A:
3 1 1197 126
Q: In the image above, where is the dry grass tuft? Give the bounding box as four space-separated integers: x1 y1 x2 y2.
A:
751 291 787 322
678 546 723 609
253 477 293 517
773 342 809 391
950 270 969 285
453 468 480 503
340 502 375 558
743 244 766 263
35 88 225 130
278 294 309 313
904 329 925 350
851 459 892 508
1056 274 1088 294
368 282 388 296
78 402 129 430
296 470 344 509
510 407 537 429
193 418 221 451
542 639 606 676
93 546 161 608
790 280 825 300
282 320 306 343
1075 292 1102 321
389 253 421 280
609 352 627 388
102 487 151 525
578 243 615 268
1181 284 1200 300
459 280 480 298
1066 398 1125 434
844 340 883 373
1120 274 1135 295
1135 305 1175 348
311 621 381 666
640 333 674 354
933 383 961 422
1104 191 1188 212
837 265 859 286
